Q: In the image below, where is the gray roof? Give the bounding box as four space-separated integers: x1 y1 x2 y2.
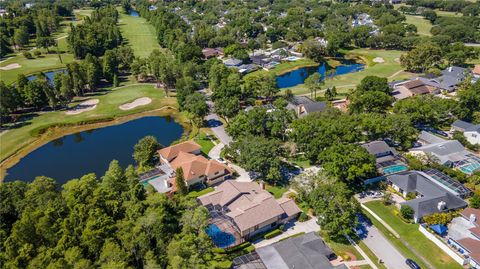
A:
418 131 446 144
361 141 396 156
441 66 467 79
256 232 347 269
302 102 327 114
466 125 480 134
388 171 468 219
288 96 314 106
414 139 469 165
404 192 467 220
452 120 474 132
224 58 243 66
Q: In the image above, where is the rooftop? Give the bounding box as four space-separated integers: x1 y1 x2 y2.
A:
158 141 201 161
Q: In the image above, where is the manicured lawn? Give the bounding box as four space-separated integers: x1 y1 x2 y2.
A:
288 155 311 168
186 187 214 199
287 49 410 95
327 240 364 261
405 15 432 36
195 132 216 156
244 58 318 79
266 185 288 199
118 8 160 58
364 201 462 269
0 84 178 166
1 53 75 85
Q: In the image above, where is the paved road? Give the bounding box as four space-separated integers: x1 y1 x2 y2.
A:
361 220 410 269
208 143 251 182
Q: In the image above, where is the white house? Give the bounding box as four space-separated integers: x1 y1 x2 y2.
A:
452 120 480 145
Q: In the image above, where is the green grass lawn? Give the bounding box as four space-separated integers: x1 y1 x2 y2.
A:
0 84 178 168
364 201 462 269
1 53 75 85
405 15 432 36
195 132 216 156
286 49 409 95
266 185 289 199
244 58 318 80
288 155 312 168
118 8 160 58
327 240 364 261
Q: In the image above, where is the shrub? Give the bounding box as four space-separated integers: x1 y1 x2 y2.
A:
400 204 415 220
33 50 42 57
298 212 309 222
244 245 255 253
406 192 416 200
279 232 305 242
23 51 33 59
213 248 226 254
264 229 282 239
383 192 393 205
423 211 458 226
279 224 285 231
470 193 480 209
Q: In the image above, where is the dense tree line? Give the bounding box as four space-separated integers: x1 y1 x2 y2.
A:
67 5 122 59
0 161 230 268
0 46 133 120
0 1 71 56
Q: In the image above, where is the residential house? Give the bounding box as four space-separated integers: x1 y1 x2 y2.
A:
202 48 224 59
224 58 243 67
361 141 408 175
473 65 480 80
232 232 348 269
197 181 301 240
286 96 327 117
451 120 480 145
447 208 480 269
140 141 231 193
387 170 469 223
409 135 480 175
391 79 440 100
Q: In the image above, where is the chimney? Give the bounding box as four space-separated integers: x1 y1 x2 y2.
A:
437 201 446 211
259 181 265 190
470 214 476 224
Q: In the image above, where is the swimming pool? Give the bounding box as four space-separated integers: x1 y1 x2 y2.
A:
459 163 480 174
206 224 236 248
383 164 408 175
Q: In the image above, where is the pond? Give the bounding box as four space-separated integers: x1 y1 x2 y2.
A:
276 62 365 88
129 10 139 17
4 116 184 184
27 69 66 85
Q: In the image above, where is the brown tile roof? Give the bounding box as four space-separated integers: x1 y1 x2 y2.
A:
457 237 480 254
461 208 480 226
471 252 480 264
170 151 229 181
158 141 201 161
473 65 480 75
402 80 430 95
198 181 300 233
469 227 480 238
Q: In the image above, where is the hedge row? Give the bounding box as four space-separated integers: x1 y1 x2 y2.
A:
30 117 115 137
264 229 282 239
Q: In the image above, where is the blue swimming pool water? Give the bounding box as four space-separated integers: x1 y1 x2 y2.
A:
130 10 139 17
383 164 408 175
276 62 365 88
206 224 236 248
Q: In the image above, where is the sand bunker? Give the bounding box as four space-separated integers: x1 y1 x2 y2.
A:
66 99 99 115
0 63 21 70
119 97 152 110
373 57 384 63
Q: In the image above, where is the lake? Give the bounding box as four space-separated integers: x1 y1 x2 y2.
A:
4 116 184 184
27 69 66 85
276 62 365 88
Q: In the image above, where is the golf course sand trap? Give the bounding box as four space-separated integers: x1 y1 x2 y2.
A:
66 99 99 115
0 63 21 70
373 57 384 63
119 97 152 110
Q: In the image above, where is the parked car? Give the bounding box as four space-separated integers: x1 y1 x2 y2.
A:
216 157 227 164
406 258 421 269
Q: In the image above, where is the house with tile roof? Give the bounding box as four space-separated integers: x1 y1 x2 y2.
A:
140 141 231 193
447 208 480 269
198 181 301 240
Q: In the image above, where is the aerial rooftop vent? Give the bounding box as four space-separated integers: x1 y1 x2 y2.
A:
438 201 447 211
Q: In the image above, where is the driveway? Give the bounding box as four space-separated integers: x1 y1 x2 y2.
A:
208 143 251 182
205 113 232 146
360 218 410 269
253 218 320 248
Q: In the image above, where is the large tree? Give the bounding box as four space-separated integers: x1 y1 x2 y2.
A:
133 136 162 168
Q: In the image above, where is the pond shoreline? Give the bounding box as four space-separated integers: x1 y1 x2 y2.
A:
0 107 191 182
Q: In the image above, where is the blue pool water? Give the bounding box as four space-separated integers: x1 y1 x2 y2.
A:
276 62 365 88
5 116 184 184
130 10 139 17
383 164 408 175
206 224 236 248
